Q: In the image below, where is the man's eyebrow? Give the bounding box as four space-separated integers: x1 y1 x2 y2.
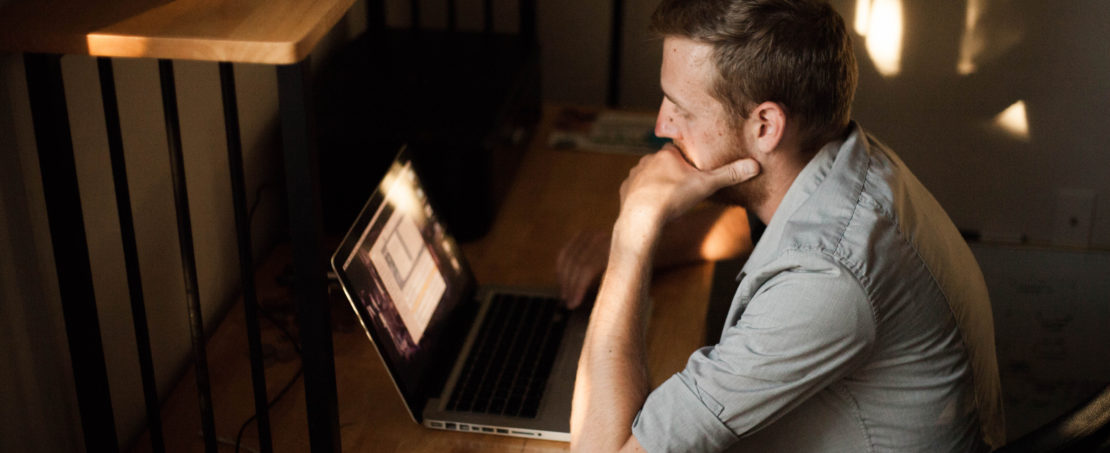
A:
662 90 686 111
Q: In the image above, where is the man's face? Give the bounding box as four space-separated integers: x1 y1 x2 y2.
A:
655 36 766 207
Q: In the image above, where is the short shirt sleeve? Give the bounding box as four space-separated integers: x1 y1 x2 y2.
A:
632 252 875 452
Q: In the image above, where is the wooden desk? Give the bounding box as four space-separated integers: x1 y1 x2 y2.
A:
334 108 716 452
129 106 717 452
135 106 714 452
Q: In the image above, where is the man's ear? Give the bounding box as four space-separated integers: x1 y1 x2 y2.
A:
746 101 786 155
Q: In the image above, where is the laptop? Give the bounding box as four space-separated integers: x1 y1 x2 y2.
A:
331 146 588 441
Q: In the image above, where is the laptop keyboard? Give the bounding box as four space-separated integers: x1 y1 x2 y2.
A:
446 293 569 418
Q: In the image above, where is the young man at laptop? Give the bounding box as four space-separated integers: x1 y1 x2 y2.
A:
565 0 1005 451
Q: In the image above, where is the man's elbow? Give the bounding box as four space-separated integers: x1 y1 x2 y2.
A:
570 433 647 453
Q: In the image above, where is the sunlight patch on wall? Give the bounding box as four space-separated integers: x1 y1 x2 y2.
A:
854 0 872 34
956 0 1024 76
993 100 1030 141
855 0 904 77
957 0 986 74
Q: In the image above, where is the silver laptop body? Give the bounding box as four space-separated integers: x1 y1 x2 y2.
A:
331 147 586 441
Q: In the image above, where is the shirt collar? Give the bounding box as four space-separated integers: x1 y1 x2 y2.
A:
737 123 863 279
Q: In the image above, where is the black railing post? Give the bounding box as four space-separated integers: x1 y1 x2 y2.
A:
366 0 385 32
447 0 458 31
157 58 218 453
410 0 422 29
483 0 494 32
219 61 274 453
97 56 165 453
520 0 537 42
24 51 121 453
607 0 625 107
277 58 342 453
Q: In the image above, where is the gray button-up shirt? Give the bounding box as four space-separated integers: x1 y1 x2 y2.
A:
632 124 1005 452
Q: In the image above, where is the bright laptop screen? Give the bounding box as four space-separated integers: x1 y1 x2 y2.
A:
333 148 474 419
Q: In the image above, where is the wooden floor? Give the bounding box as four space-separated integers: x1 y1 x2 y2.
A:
126 244 313 453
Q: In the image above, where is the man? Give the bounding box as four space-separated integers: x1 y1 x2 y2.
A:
566 0 1005 451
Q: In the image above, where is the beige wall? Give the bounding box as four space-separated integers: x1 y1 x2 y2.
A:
1 51 86 453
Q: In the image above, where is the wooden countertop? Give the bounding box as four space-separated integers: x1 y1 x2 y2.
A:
0 0 356 64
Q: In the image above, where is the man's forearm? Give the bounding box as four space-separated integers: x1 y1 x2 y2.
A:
570 214 660 452
569 146 760 452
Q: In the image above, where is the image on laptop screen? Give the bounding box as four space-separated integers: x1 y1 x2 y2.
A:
336 152 475 414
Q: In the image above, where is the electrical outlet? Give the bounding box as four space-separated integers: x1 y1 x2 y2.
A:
1051 189 1096 247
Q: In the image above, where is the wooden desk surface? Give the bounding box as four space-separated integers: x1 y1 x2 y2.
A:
128 107 715 452
0 0 356 63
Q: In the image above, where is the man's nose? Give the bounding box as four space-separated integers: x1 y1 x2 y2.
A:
655 99 678 139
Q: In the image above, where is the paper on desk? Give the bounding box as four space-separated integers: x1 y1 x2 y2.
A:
548 108 669 155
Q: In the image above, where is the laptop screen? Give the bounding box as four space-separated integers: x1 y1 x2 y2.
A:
332 147 476 421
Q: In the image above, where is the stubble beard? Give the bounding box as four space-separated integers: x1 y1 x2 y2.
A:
671 133 769 211
709 133 768 210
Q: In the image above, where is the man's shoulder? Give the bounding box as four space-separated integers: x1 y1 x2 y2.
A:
772 124 977 297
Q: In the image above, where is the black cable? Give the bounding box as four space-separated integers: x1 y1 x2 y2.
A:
232 179 300 453
246 181 279 230
234 369 302 453
235 303 303 453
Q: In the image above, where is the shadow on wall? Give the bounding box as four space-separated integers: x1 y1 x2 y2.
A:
839 0 1110 247
971 244 1110 439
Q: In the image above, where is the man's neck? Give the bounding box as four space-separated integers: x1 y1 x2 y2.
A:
749 148 818 225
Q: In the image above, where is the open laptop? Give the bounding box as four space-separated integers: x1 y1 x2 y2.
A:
331 146 588 441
